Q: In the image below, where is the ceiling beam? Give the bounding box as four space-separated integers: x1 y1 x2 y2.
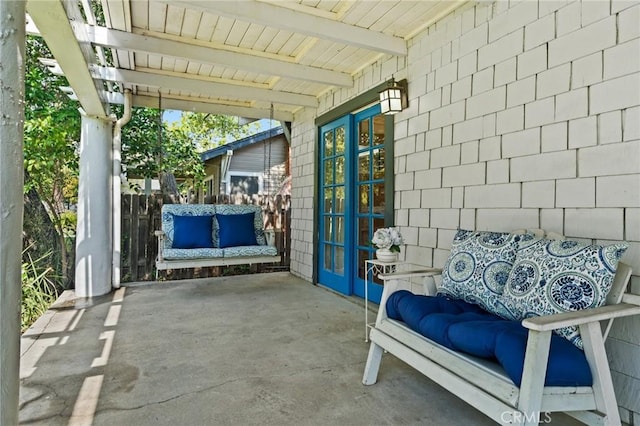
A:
106 92 294 121
26 0 107 117
170 0 407 56
25 13 39 35
89 66 318 108
84 24 353 88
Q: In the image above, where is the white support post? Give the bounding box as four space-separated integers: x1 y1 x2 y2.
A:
112 89 131 289
75 115 113 297
0 2 25 424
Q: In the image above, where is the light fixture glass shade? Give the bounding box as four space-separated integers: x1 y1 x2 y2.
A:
379 85 403 115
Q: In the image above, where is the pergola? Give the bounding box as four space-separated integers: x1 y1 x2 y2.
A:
0 0 467 423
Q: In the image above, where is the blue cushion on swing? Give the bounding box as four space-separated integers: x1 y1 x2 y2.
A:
171 214 214 249
217 213 258 248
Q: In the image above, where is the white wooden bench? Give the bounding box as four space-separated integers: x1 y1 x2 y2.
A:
155 204 280 278
363 230 639 426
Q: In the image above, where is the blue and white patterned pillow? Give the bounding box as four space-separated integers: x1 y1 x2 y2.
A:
500 239 628 349
438 229 535 315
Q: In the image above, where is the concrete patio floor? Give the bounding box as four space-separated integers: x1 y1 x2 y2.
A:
19 272 581 425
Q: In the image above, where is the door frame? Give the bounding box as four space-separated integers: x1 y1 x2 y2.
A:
312 81 398 294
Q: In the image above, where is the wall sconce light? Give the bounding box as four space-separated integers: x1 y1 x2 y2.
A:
379 78 408 115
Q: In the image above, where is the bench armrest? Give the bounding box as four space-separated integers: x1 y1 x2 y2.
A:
155 230 166 262
263 229 276 247
522 302 640 332
379 268 443 297
378 268 442 281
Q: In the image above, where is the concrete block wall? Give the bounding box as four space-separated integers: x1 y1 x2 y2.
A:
395 0 640 419
289 109 316 281
289 0 639 419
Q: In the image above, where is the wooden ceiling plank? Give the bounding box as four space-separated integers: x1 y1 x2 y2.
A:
174 59 188 73
90 65 319 107
252 27 278 52
339 1 373 25
238 23 263 50
148 54 161 69
85 25 352 87
211 16 234 44
129 0 148 29
369 2 410 33
199 63 214 76
116 50 131 69
171 0 407 56
161 56 176 71
138 52 149 68
105 0 127 30
260 0 335 20
195 13 217 41
403 2 467 40
164 4 185 35
226 19 251 47
358 2 399 30
181 9 202 38
148 1 167 32
265 31 292 55
27 0 107 117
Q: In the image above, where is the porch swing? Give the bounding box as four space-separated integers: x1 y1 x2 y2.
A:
154 98 281 278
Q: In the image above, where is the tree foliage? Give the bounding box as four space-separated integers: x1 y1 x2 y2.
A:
23 35 80 287
168 112 251 151
120 109 254 202
118 106 163 179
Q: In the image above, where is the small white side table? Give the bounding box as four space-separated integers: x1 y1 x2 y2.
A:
364 258 405 342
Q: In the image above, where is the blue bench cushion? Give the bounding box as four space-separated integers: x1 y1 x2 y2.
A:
493 323 592 387
386 290 494 349
222 245 278 258
386 291 592 387
437 229 536 316
163 248 224 260
501 238 628 349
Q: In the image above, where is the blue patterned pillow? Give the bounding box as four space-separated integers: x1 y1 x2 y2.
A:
438 229 534 315
500 239 628 349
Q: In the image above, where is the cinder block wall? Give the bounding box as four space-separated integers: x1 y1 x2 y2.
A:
290 0 639 419
289 109 316 281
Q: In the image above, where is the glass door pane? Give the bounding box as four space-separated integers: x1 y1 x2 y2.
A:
318 116 351 294
354 108 386 299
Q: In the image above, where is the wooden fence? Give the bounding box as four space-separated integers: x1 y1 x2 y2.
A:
121 194 291 282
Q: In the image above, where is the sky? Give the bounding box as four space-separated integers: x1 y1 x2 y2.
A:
162 109 181 124
162 109 276 134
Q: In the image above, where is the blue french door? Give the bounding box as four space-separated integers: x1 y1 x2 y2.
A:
353 109 387 302
318 116 351 294
318 105 388 302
